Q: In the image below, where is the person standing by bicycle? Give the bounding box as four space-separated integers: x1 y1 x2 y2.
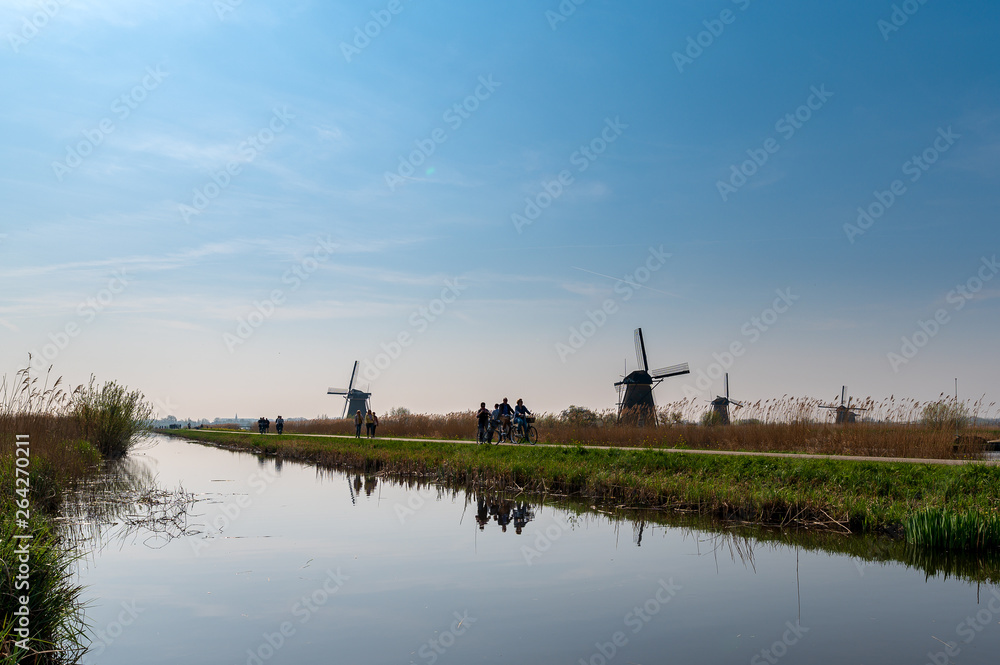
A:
497 398 515 441
513 399 531 439
476 402 491 444
488 404 501 442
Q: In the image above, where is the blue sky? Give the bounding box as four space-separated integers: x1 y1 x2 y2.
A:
2 0 998 420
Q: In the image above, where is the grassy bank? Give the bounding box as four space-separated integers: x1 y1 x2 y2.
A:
163 429 1000 546
287 398 999 460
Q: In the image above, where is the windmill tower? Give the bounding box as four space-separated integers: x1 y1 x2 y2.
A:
327 361 372 419
615 328 690 427
710 373 743 425
820 386 868 424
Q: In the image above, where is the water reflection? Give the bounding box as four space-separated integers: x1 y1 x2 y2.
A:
607 510 1000 586
222 440 1000 586
69 436 1000 665
59 455 199 551
473 492 536 534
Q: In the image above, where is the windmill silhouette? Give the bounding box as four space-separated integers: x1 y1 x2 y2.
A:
820 386 868 424
327 361 371 419
709 373 743 425
615 328 689 427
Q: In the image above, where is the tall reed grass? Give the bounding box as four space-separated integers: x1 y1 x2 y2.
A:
0 506 86 665
1 363 153 663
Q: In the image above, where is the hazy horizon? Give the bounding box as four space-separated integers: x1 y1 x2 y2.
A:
3 0 998 421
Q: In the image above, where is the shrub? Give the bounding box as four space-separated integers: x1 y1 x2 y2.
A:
922 400 970 431
72 378 153 458
701 410 723 427
559 405 599 427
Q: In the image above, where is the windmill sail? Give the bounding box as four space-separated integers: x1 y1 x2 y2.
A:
635 329 649 373
650 363 690 379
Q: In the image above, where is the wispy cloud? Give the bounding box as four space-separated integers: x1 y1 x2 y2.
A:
0 240 257 279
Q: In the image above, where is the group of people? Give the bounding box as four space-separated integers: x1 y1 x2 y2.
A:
257 416 284 434
353 410 379 438
476 397 531 443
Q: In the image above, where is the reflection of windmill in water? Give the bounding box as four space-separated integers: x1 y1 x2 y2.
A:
615 328 690 427
820 386 869 424
327 361 371 418
710 373 743 426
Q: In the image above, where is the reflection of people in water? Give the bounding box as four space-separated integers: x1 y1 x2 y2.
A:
513 502 532 535
493 499 513 532
476 495 490 530
353 474 363 496
472 492 535 534
364 475 378 496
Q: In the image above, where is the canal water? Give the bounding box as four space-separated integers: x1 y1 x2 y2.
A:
70 434 1000 664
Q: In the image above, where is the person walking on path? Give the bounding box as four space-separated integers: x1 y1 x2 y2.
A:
370 412 379 438
365 410 375 437
275 415 284 435
354 410 363 438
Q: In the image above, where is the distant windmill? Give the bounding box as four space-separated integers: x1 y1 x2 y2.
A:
615 328 690 427
820 386 868 424
710 373 743 425
327 361 372 419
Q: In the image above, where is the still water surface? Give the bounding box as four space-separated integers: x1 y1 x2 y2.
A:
71 434 1000 664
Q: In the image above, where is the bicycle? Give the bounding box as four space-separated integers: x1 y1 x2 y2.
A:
476 420 493 445
487 417 514 445
511 416 538 445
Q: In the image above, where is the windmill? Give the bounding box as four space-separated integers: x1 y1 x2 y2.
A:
615 328 689 427
709 373 743 425
820 386 868 424
327 361 371 419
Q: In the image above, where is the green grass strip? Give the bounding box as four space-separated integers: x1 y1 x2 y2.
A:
164 430 1000 546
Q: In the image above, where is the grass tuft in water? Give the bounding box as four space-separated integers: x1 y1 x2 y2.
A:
905 508 1000 551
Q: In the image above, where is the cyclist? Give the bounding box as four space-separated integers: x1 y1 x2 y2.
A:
497 398 515 442
513 399 531 440
476 402 491 443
